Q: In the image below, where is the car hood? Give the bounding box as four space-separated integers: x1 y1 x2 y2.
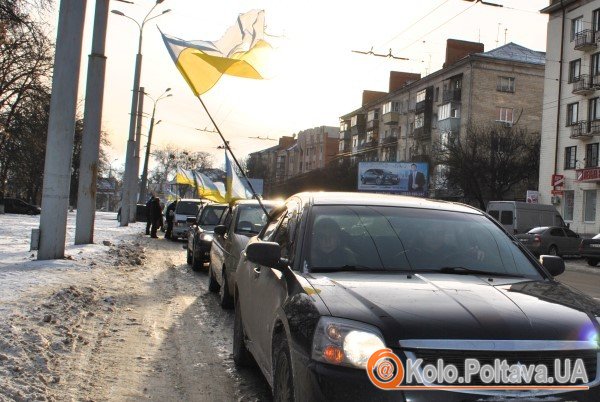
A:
305 272 600 344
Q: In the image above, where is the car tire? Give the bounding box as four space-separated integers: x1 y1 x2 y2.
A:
233 297 253 367
170 235 178 241
587 258 599 267
208 263 220 293
375 177 382 185
548 245 558 256
191 246 203 272
186 248 192 265
273 334 295 402
220 270 234 309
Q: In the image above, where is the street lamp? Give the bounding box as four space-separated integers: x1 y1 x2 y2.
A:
139 88 172 202
112 0 171 226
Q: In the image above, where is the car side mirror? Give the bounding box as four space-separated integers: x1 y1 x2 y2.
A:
214 225 227 236
246 242 282 269
540 255 565 277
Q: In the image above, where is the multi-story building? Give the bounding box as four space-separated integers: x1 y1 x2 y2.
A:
539 0 600 235
341 39 545 199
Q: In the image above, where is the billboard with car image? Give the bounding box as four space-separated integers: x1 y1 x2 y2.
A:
357 162 429 197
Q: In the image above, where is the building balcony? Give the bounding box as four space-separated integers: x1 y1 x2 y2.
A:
366 119 379 130
350 123 365 136
415 100 426 113
340 130 351 140
382 111 400 125
570 121 593 139
381 135 398 146
442 88 461 103
590 120 600 135
413 126 430 140
438 117 461 133
572 75 595 95
357 140 378 152
574 29 597 51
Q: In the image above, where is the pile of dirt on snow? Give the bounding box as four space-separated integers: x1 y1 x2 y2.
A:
0 285 111 401
107 241 146 267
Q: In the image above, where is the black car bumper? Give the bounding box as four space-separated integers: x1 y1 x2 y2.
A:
294 360 600 402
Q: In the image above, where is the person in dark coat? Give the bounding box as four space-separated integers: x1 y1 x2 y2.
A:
145 195 154 235
150 197 162 238
164 200 178 239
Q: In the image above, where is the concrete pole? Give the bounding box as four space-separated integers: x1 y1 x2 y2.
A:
37 0 87 260
120 37 143 226
129 87 144 222
75 0 109 245
139 103 156 203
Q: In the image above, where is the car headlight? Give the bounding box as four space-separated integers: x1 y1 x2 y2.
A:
311 317 385 369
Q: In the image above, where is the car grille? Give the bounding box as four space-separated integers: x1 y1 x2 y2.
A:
408 349 598 386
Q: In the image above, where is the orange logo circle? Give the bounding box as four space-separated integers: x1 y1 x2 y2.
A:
366 348 404 390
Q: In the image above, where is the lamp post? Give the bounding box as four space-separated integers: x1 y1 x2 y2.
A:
139 88 171 202
112 1 171 226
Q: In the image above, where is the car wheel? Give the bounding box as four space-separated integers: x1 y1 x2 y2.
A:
587 258 599 267
186 248 192 265
220 270 234 309
208 263 220 293
191 246 203 272
233 297 253 367
548 245 558 256
375 177 382 185
171 235 178 241
273 334 295 402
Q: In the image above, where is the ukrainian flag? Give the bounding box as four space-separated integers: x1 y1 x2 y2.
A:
160 10 271 96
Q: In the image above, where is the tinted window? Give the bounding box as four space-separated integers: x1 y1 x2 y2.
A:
176 201 201 215
488 210 499 220
528 227 548 234
306 206 543 279
199 205 227 225
500 210 513 225
564 229 579 238
550 228 565 237
234 204 276 235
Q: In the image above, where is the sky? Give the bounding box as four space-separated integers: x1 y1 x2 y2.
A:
45 0 551 172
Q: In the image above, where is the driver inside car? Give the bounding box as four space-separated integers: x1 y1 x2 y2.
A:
311 218 357 268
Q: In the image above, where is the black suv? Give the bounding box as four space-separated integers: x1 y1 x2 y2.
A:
234 192 600 401
1 197 40 215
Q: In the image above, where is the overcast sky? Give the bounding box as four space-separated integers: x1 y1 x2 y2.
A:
47 0 550 171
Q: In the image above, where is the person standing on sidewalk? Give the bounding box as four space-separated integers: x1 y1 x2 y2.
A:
165 200 178 239
145 195 155 235
150 197 162 238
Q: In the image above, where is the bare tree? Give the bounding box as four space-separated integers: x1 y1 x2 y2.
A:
433 123 540 210
147 145 214 193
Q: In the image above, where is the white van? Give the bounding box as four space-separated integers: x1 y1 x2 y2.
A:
486 201 566 234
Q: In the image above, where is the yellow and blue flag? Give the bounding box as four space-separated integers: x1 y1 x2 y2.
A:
225 151 253 203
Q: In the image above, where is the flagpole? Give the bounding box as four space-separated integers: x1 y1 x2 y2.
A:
196 95 270 217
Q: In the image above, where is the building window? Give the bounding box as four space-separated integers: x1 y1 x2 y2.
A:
594 9 600 32
497 107 514 123
416 89 426 104
415 113 424 128
572 16 583 41
351 115 359 126
591 98 600 121
567 102 579 126
497 76 515 93
367 109 379 121
435 87 439 102
584 190 597 222
592 53 600 77
586 143 599 167
565 146 577 169
438 103 460 120
564 191 574 222
569 59 581 83
383 101 400 114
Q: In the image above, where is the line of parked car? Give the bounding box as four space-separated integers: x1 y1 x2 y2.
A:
181 193 600 401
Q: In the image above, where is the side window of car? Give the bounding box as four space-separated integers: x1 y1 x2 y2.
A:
550 228 565 237
261 209 285 241
271 203 299 261
221 208 232 227
565 229 579 238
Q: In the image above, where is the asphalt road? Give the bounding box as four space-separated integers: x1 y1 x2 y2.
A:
560 259 600 299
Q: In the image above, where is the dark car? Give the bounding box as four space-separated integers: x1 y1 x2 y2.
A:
186 203 227 270
234 192 600 401
208 199 281 308
1 197 40 215
360 169 399 185
515 226 581 256
579 233 600 266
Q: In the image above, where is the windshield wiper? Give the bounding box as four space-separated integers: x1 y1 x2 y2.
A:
438 266 525 278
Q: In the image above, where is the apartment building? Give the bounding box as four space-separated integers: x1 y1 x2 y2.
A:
340 39 545 198
539 0 600 235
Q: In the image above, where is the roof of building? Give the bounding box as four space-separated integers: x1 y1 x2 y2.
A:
476 42 545 65
540 0 577 14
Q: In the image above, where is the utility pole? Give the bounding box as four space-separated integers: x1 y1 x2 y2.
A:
129 87 144 222
74 0 109 245
37 0 87 260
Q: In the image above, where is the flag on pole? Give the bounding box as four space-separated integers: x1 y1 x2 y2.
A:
174 167 196 186
192 171 226 203
225 151 253 202
160 10 271 96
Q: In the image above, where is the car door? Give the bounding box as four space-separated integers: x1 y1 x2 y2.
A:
247 202 299 373
210 207 232 281
548 227 567 253
564 228 581 254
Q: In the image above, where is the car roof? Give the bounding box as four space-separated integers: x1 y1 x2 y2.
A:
288 192 483 215
233 199 282 207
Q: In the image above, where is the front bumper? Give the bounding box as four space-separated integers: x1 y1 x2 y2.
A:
173 225 191 237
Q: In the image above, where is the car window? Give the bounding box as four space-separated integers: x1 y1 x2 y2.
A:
500 210 513 225
550 228 565 237
527 227 548 234
176 201 201 216
199 205 227 225
261 209 285 240
488 210 499 220
564 229 579 238
234 204 274 235
222 208 233 228
305 205 544 279
270 203 299 260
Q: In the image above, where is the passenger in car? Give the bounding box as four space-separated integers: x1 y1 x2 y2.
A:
311 218 357 268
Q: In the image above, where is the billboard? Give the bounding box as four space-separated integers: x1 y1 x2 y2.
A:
358 162 429 197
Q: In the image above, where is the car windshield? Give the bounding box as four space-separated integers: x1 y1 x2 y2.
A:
307 205 543 279
527 227 548 234
199 205 227 226
176 201 201 216
235 204 274 235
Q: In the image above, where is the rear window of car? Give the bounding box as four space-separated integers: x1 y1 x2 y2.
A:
199 205 226 225
176 201 201 216
500 210 513 225
306 205 543 279
235 204 276 235
527 227 548 234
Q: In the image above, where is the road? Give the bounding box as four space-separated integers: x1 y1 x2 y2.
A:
561 259 600 299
